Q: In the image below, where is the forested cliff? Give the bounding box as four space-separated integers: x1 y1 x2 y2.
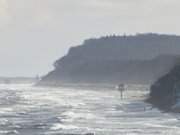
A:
38 34 180 86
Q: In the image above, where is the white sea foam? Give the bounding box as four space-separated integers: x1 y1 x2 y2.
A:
1 84 180 135
51 123 78 130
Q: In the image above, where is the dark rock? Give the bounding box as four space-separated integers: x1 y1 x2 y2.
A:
147 64 180 112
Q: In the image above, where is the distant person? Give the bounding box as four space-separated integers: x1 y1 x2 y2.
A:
117 84 126 99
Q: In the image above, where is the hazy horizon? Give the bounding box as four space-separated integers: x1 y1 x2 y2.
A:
1 0 180 77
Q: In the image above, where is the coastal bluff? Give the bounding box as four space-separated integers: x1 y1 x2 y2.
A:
38 33 180 86
147 64 180 112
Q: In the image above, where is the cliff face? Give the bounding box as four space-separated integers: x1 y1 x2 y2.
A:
39 33 180 86
148 64 180 112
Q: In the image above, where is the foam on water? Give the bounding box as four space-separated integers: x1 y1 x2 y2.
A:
0 84 180 135
51 123 79 130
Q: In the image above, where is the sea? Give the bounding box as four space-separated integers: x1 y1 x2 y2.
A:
0 83 180 135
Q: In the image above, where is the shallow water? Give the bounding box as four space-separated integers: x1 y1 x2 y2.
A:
0 84 180 135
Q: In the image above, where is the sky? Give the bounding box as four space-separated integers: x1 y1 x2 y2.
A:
0 0 180 77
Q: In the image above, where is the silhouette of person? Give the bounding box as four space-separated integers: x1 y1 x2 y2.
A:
117 84 125 99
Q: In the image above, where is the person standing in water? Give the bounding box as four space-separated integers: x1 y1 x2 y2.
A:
117 84 126 99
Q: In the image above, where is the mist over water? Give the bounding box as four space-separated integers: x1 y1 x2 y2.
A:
0 84 180 135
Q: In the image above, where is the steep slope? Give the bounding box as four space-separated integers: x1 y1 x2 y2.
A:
38 33 180 86
147 63 180 112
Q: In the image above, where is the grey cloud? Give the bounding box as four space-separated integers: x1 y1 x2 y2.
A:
0 0 180 76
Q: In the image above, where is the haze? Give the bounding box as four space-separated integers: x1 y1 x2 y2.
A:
0 0 180 77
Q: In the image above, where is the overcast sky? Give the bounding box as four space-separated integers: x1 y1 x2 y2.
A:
0 0 180 77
